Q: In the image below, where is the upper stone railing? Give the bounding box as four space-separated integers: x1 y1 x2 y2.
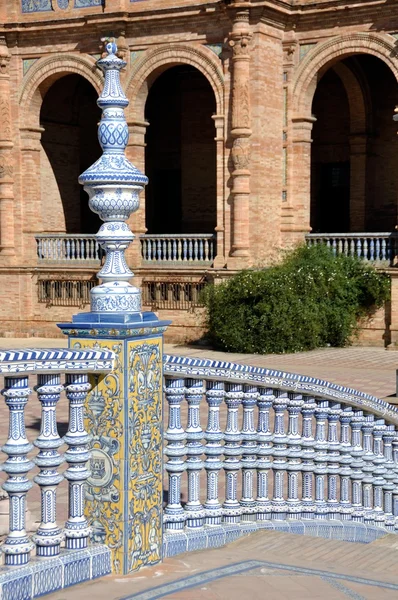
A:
0 347 114 586
36 234 103 263
306 232 398 265
162 353 398 556
140 234 216 264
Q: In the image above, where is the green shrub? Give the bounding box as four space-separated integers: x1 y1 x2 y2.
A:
203 245 390 354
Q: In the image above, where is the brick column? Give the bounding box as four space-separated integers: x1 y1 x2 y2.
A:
228 9 252 265
290 115 316 238
213 114 226 268
20 126 44 264
0 38 15 258
349 133 367 232
126 119 149 270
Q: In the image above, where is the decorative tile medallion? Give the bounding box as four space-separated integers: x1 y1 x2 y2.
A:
130 50 144 65
206 43 223 58
21 0 52 12
72 334 163 574
74 0 103 7
299 43 316 61
23 58 39 75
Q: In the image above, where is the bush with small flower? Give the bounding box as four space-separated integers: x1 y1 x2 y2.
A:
202 245 390 354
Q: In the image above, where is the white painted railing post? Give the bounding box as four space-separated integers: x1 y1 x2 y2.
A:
327 402 341 519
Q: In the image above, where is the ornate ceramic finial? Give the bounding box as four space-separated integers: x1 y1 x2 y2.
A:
79 40 148 315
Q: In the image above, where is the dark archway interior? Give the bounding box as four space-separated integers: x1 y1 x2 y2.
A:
144 65 217 234
311 55 398 233
40 74 102 233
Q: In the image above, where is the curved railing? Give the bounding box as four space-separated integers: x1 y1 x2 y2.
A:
162 354 398 539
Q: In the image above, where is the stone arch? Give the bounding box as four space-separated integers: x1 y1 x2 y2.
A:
18 53 103 128
331 62 367 133
293 32 398 115
125 44 224 120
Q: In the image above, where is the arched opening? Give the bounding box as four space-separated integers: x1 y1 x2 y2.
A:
310 54 398 233
39 74 102 233
144 65 217 234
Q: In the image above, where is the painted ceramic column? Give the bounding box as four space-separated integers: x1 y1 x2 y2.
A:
350 410 365 522
300 396 316 519
1 377 34 565
326 402 341 519
286 393 303 518
271 392 289 519
313 400 329 519
184 379 205 528
223 383 243 523
361 414 376 525
382 425 395 531
33 374 65 556
256 388 273 520
204 381 224 525
240 385 258 520
59 38 169 575
339 406 354 520
228 9 251 263
0 37 15 257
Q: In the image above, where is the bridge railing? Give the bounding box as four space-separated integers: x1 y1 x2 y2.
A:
306 232 398 264
163 354 398 536
140 234 216 264
0 348 114 577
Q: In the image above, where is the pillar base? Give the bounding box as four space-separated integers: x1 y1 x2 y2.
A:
58 311 170 575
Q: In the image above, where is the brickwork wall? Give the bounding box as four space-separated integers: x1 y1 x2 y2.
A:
0 0 397 344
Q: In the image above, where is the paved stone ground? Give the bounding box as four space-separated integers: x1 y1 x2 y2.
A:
1 339 398 597
43 530 398 600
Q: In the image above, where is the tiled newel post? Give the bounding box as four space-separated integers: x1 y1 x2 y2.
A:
58 39 169 575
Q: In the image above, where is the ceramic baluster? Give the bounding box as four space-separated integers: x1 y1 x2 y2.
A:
64 374 92 549
240 385 258 520
372 419 387 526
300 396 316 519
223 383 243 523
256 388 273 520
382 425 395 530
164 378 187 530
286 393 303 519
184 379 205 528
326 402 341 519
271 391 289 519
314 400 329 519
339 406 354 520
1 377 34 565
204 381 224 525
361 413 376 525
33 374 65 556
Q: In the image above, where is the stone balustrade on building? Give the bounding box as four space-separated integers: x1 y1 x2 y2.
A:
306 232 398 265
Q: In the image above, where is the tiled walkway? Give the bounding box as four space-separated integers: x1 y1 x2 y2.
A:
43 529 398 600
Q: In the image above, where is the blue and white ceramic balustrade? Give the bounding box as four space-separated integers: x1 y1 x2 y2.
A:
161 354 398 558
0 348 114 598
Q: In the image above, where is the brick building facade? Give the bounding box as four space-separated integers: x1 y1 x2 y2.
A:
0 0 398 342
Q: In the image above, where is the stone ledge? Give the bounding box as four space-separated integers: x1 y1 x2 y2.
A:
163 519 390 558
0 545 111 600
